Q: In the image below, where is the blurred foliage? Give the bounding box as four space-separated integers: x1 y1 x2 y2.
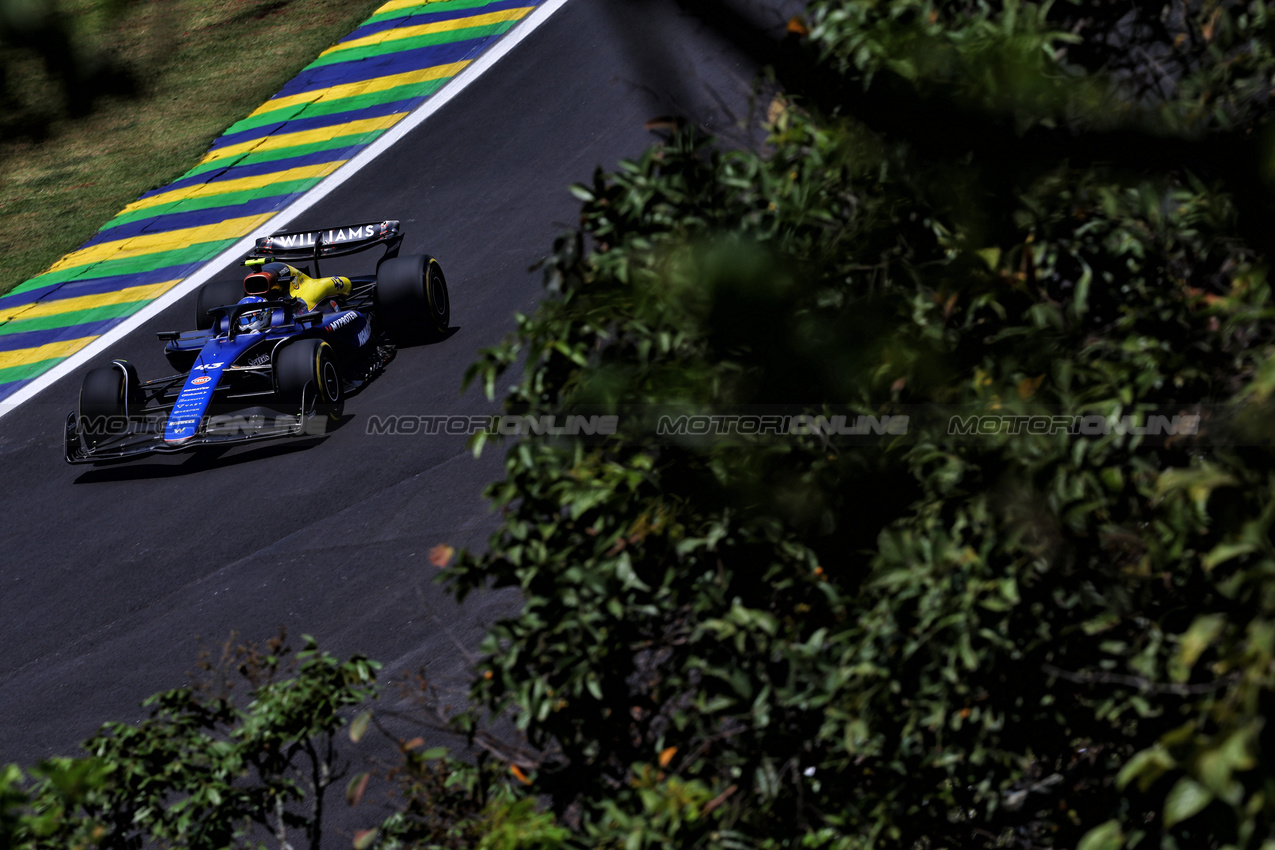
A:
0 0 141 143
441 0 1275 848
0 632 378 849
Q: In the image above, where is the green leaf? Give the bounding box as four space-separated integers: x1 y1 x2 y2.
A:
1116 747 1175 792
349 710 372 744
1077 819 1124 850
1202 541 1256 571
1155 466 1238 510
1177 614 1226 672
1163 776 1213 828
1197 728 1256 801
346 772 370 807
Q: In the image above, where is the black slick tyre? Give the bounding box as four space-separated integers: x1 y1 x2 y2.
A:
79 364 131 447
275 339 342 422
196 278 246 330
376 254 449 344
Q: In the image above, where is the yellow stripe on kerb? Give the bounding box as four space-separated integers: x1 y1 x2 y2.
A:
124 164 346 214
324 7 532 55
250 62 468 116
0 282 178 323
0 337 98 370
200 114 408 164
47 215 276 273
370 0 436 16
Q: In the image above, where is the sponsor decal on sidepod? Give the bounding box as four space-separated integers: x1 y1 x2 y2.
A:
326 312 357 333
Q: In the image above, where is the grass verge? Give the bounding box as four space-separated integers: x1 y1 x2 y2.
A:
0 0 389 297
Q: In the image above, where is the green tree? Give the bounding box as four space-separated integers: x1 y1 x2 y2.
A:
443 0 1275 847
0 634 377 849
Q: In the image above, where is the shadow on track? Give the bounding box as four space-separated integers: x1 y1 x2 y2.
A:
71 434 337 483
396 324 460 351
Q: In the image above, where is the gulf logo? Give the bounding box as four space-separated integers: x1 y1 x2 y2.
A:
192 375 212 385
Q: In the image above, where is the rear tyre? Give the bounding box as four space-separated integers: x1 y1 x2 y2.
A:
196 278 246 330
275 339 342 424
376 254 449 344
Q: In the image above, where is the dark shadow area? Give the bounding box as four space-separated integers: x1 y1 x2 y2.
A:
672 0 1275 245
395 324 460 350
322 411 356 433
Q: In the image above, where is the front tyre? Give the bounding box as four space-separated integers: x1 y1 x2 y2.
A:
79 361 141 447
275 339 342 426
376 254 449 344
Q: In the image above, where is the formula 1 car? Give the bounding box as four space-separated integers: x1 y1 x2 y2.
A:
65 220 449 463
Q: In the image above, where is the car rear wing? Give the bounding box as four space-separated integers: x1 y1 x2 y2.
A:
248 220 403 275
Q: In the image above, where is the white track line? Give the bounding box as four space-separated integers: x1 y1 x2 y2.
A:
0 0 571 421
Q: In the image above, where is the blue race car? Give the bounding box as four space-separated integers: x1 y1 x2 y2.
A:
65 220 449 463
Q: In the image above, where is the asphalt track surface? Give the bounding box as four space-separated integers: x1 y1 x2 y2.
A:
0 0 797 786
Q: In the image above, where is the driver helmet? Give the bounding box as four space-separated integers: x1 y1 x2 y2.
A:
236 296 273 333
243 262 294 298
